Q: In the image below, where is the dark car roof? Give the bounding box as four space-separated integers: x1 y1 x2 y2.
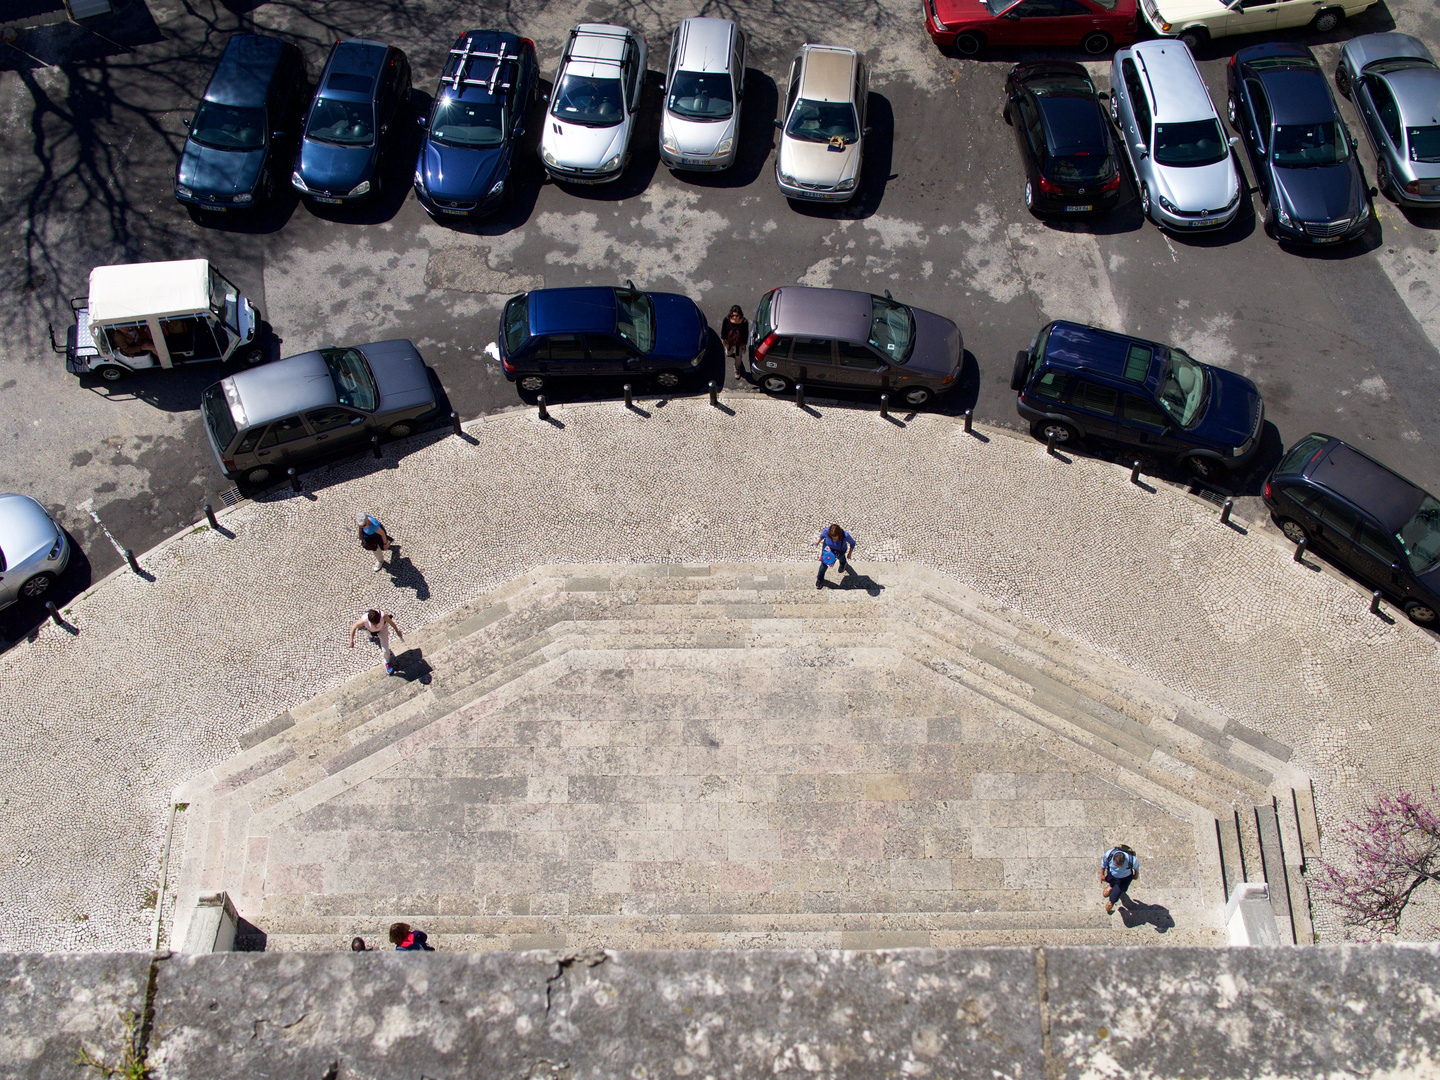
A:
441 30 527 103
1043 321 1157 380
529 288 616 335
1013 60 1090 84
321 39 389 101
204 34 291 108
771 287 873 344
1254 68 1335 126
1037 95 1108 156
1309 442 1425 532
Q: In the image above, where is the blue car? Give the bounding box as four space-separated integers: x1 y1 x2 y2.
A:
498 286 709 394
415 30 538 218
292 39 412 205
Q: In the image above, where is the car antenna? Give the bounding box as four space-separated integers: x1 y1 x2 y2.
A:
626 278 636 290
884 289 893 300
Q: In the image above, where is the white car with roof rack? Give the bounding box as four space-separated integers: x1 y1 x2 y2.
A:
540 23 647 184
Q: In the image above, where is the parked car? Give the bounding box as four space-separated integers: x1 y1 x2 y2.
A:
201 340 436 485
775 44 868 203
1335 33 1440 208
175 34 308 213
498 285 708 393
1264 433 1440 626
0 495 70 611
1137 0 1378 53
1227 44 1370 246
540 24 648 184
1109 40 1243 231
292 39 412 205
1003 61 1123 216
747 286 962 408
414 30 538 219
924 0 1139 59
659 17 746 171
1011 320 1263 479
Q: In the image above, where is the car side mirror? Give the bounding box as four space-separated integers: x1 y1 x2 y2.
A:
272 130 284 139
1097 91 1109 101
1350 135 1358 149
773 118 783 129
862 125 872 136
1391 562 1403 573
1228 134 1239 147
417 115 427 127
182 117 190 127
1137 146 1148 159
1003 10 1020 18
1369 186 1379 197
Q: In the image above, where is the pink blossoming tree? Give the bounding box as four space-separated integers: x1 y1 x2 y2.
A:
1318 786 1440 938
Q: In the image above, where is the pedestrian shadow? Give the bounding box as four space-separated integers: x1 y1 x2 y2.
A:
386 553 430 601
392 653 433 685
827 571 885 597
1120 899 1175 933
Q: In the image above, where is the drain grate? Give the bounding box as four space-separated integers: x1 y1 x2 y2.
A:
218 486 243 507
1190 485 1226 506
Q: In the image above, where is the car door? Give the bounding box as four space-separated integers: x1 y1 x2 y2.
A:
585 333 636 374
543 333 587 375
789 336 839 387
304 405 369 455
1119 59 1151 172
1349 517 1409 595
1120 392 1180 454
1242 77 1273 203
1272 0 1316 29
1224 0 1283 36
252 414 314 471
624 38 641 114
731 27 746 105
1307 491 1362 560
1015 92 1043 181
1068 380 1122 440
836 340 888 391
1358 76 1402 162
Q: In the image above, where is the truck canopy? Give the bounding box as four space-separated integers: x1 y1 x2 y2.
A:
88 259 213 324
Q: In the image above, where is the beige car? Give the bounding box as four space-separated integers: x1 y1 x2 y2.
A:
1138 0 1378 51
775 44 867 203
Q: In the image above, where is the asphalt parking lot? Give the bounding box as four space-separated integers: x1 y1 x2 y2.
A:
1 0 1438 648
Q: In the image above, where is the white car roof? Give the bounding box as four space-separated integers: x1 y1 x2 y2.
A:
89 259 211 324
563 23 630 79
1131 40 1216 124
674 18 735 74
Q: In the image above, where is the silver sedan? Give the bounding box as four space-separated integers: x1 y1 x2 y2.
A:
0 494 70 611
1336 33 1440 209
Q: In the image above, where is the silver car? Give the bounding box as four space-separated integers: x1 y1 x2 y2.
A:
0 494 70 611
775 44 868 203
1110 40 1242 231
660 17 746 171
1336 33 1440 209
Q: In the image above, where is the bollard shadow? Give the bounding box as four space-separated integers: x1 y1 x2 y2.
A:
1119 898 1175 934
1371 604 1396 626
882 413 906 428
1223 518 1249 536
626 403 652 419
386 554 429 602
799 404 822 418
1130 475 1157 494
1046 448 1073 465
711 400 736 416
207 523 236 539
127 564 157 584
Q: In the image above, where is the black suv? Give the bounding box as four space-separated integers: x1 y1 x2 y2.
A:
1264 434 1440 626
1011 320 1263 480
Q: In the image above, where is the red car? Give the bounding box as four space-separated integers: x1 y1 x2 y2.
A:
924 0 1137 58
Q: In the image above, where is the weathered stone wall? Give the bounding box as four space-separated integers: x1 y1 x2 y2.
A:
5 945 1439 1079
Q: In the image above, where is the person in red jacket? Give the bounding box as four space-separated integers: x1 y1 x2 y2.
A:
388 922 435 950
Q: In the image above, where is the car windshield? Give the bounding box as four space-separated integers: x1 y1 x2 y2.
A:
202 383 238 450
208 268 240 334
322 347 378 411
668 70 733 121
1272 122 1350 167
1153 119 1228 167
503 295 530 355
189 101 266 151
786 100 859 144
552 74 625 126
614 289 656 353
1408 126 1440 163
1397 495 1440 575
429 97 506 148
305 98 376 146
868 297 915 364
1157 348 1208 428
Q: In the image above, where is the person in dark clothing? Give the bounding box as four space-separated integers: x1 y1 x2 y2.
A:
350 936 371 951
721 305 749 379
389 921 435 950
813 524 856 589
1100 845 1138 914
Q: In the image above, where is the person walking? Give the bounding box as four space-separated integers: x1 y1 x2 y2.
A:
389 922 435 951
349 609 404 676
350 936 371 951
1100 844 1139 914
357 512 392 572
721 305 749 379
812 524 856 589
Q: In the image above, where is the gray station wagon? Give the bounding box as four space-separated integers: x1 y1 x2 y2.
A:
746 286 961 407
201 339 435 486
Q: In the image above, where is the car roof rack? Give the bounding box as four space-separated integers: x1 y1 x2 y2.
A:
563 26 630 66
444 36 517 96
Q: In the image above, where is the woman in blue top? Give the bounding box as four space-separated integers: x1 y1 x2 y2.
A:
356 512 391 572
813 524 856 589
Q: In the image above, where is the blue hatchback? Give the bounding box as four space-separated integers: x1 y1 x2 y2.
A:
415 31 538 218
498 286 709 394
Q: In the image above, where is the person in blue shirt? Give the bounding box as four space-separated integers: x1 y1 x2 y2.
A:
1100 845 1138 914
356 512 391 572
812 524 856 589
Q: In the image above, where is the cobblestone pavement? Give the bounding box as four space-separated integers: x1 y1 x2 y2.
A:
1 398 1436 950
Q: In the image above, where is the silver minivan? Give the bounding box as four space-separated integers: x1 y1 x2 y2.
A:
1109 40 1242 231
660 17 746 171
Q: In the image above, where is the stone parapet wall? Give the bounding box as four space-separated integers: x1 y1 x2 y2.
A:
5 944 1438 1078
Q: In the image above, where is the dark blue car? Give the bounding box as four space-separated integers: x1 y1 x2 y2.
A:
415 30 538 219
1012 320 1264 481
1226 43 1371 246
292 39 412 205
176 34 308 213
498 286 709 394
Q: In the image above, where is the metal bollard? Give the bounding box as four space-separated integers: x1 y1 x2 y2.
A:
708 380 718 407
125 548 142 575
537 395 549 421
880 393 889 419
1130 460 1143 485
624 383 632 409
1370 589 1383 616
1047 431 1059 456
370 435 381 459
450 410 462 437
1220 498 1233 527
1293 537 1308 563
203 503 218 530
46 600 62 626
796 383 805 409
963 409 973 435
288 467 300 493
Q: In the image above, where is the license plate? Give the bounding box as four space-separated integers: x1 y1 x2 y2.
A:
1313 235 1340 244
312 196 341 204
440 207 468 215
201 205 228 212
1063 204 1092 212
682 157 708 166
1191 218 1210 226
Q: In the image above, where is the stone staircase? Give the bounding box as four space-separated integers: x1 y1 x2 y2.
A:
1215 787 1323 944
170 564 1309 953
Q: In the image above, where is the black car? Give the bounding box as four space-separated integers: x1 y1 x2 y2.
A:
1003 61 1122 217
1011 320 1264 481
1264 434 1440 626
415 31 538 219
292 39 412 205
176 35 308 213
1226 43 1370 246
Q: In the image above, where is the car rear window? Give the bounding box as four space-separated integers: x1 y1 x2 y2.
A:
326 72 374 94
503 296 530 355
754 292 775 339
1408 126 1440 164
1275 434 1329 477
202 383 238 451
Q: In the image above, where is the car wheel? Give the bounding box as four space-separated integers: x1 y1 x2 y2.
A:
517 374 545 393
20 573 55 600
245 466 273 486
1024 180 1035 212
1227 95 1237 126
1404 600 1438 626
1109 94 1119 125
387 421 414 439
895 385 933 408
760 373 793 395
1081 31 1111 56
261 170 276 203
1334 64 1351 99
1032 419 1078 446
1278 518 1310 545
240 344 266 365
1185 454 1225 481
1311 7 1341 32
96 365 126 382
654 370 683 390
1176 27 1207 53
1140 183 1152 223
1375 159 1393 200
954 32 984 58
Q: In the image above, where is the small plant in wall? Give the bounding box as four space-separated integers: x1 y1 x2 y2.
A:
75 1010 148 1079
1317 785 1440 938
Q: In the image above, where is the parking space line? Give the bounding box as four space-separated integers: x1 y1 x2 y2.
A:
77 498 128 561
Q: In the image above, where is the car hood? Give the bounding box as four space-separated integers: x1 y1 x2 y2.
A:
1193 366 1262 447
177 139 265 196
542 120 629 170
0 494 58 568
904 307 962 379
363 339 435 413
297 140 375 193
779 137 860 187
420 139 505 200
663 112 737 156
649 293 707 362
1343 32 1433 73
1146 0 1227 18
1154 156 1238 214
1275 161 1363 223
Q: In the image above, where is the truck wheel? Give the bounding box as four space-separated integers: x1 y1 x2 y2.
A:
97 365 126 382
240 344 266 365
